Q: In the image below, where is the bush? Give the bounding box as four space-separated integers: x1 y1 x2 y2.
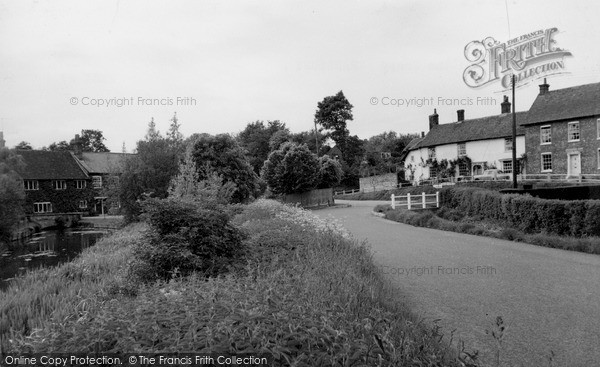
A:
132 198 245 281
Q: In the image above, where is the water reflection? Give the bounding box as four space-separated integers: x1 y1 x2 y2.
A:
0 228 106 291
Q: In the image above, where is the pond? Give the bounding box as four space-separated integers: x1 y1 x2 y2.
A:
0 228 107 291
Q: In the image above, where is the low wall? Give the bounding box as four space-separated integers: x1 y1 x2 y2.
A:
500 185 600 200
359 173 398 193
283 188 334 208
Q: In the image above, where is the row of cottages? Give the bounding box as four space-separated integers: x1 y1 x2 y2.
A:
404 96 526 184
14 137 129 216
403 80 600 184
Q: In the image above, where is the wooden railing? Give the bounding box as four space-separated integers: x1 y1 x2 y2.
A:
391 192 439 210
334 189 361 196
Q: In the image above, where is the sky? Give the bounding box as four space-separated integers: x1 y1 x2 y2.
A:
1 0 599 152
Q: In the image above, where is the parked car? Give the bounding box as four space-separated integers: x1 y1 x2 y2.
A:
474 169 511 181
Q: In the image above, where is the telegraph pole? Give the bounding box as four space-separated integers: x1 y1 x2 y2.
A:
511 74 518 189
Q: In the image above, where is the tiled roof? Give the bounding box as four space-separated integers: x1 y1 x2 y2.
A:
523 82 600 125
413 112 527 149
15 150 89 180
78 152 131 174
399 137 424 162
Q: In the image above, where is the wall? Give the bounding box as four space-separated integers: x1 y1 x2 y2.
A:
359 173 398 192
525 116 600 175
404 136 525 183
282 188 334 208
24 179 94 214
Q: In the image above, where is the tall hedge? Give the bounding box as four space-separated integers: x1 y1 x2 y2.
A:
440 186 600 237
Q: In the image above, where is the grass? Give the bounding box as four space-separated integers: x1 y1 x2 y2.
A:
0 200 481 366
374 204 600 255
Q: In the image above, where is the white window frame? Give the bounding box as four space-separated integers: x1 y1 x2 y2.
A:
53 180 66 190
457 143 466 157
597 119 600 140
540 125 552 145
504 138 513 152
541 152 552 172
24 180 39 190
75 180 87 189
502 160 513 174
598 149 600 169
33 202 52 213
568 121 580 142
78 200 88 209
92 175 102 189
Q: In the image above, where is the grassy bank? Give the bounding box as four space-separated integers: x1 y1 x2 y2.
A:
1 200 480 366
374 205 600 255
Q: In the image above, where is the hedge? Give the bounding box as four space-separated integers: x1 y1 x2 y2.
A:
439 186 600 237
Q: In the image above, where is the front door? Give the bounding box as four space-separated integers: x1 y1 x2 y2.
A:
569 153 581 176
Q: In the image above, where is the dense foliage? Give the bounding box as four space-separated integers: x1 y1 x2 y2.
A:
0 148 25 242
261 142 321 195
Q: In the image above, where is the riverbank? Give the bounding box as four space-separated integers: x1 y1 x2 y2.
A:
1 201 480 365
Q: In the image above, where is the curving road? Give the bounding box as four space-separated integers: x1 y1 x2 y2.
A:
314 200 600 367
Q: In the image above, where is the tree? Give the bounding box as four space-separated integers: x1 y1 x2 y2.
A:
318 155 343 188
314 91 354 152
261 142 321 195
46 141 70 151
76 129 110 152
14 141 32 150
145 117 161 141
237 120 288 173
117 123 181 220
191 134 259 203
167 112 184 147
0 148 25 243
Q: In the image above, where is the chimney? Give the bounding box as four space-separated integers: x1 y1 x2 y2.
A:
421 131 425 138
0 131 5 149
428 109 439 130
457 109 465 122
539 78 550 95
72 134 83 158
501 95 511 113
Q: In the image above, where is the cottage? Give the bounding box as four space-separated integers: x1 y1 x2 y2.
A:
404 97 526 184
521 80 600 178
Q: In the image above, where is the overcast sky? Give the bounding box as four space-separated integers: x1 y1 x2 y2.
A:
1 0 599 152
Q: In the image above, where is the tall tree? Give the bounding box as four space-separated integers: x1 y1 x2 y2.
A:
167 112 184 146
237 120 288 173
314 91 354 153
145 117 161 142
0 148 25 243
192 134 259 203
261 142 321 195
78 129 110 152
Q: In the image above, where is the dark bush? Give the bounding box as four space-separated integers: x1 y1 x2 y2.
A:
132 198 245 281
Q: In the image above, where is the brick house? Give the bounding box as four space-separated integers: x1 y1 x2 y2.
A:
403 97 526 184
521 80 600 177
14 150 94 215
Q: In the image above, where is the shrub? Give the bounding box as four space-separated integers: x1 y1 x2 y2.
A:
132 198 245 282
583 201 600 236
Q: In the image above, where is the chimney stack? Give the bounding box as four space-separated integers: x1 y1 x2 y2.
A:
72 134 83 158
501 95 511 114
539 78 550 95
421 131 425 138
0 131 5 149
428 109 439 130
457 109 465 122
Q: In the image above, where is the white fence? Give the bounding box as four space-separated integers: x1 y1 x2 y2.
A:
391 192 440 210
334 189 361 196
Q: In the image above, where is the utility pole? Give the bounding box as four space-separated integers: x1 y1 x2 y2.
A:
512 74 518 189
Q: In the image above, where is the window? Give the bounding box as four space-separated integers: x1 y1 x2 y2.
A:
24 180 39 190
598 149 600 169
92 176 102 189
597 119 600 139
504 138 513 152
33 202 52 213
541 153 552 172
457 143 466 156
568 121 580 142
458 161 470 176
540 125 552 144
502 160 513 173
53 180 66 190
428 147 436 160
75 180 86 189
411 155 414 162
78 200 88 209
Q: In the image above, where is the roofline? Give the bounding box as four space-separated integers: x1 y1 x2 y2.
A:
410 134 525 150
521 113 600 126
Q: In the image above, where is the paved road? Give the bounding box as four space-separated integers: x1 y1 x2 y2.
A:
315 200 600 367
